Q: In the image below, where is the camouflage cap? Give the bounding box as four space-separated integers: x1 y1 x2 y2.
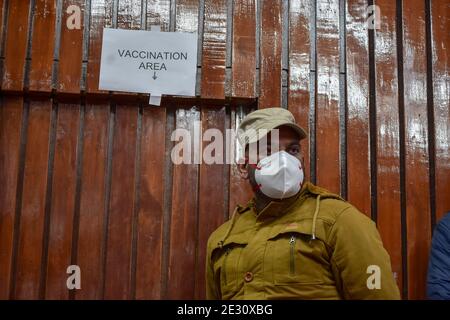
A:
237 107 307 147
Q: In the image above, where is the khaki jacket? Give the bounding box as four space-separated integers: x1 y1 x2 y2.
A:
206 182 401 300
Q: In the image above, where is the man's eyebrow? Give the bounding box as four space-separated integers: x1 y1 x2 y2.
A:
286 141 300 147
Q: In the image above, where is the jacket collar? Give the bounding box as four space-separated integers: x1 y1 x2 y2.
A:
219 181 344 246
250 182 310 220
248 181 344 220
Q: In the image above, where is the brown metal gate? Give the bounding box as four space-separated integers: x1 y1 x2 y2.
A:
0 0 449 300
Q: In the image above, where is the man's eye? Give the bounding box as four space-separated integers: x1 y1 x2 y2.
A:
289 147 300 155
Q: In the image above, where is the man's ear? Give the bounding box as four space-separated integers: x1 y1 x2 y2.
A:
237 162 249 179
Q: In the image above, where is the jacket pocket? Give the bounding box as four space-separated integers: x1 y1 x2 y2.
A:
219 245 245 295
222 248 231 284
267 227 329 285
289 235 296 276
211 235 248 297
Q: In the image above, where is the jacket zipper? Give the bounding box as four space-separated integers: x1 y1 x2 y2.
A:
223 248 231 283
289 235 296 276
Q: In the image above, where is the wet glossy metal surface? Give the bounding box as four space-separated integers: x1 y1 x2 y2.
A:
346 0 371 216
259 0 282 108
169 1 202 300
86 0 114 93
201 0 227 98
232 0 256 98
315 0 341 194
431 0 450 223
288 0 311 180
374 0 403 297
403 0 431 300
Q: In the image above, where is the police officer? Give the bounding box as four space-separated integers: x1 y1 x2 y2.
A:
206 107 400 300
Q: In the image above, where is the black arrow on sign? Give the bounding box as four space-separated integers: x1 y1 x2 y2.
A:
152 71 157 80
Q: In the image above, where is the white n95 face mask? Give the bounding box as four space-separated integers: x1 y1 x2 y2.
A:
254 151 304 199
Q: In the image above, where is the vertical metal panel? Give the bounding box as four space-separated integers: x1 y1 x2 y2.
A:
228 105 254 217
402 0 431 300
104 105 139 299
86 0 114 94
45 103 80 299
374 0 403 296
146 0 171 30
196 106 227 299
231 0 256 98
135 106 166 299
28 0 57 92
199 0 231 299
0 0 5 57
164 0 201 300
345 0 371 216
57 0 85 93
0 97 24 299
75 103 109 299
1 0 31 91
288 0 312 182
167 106 200 299
431 0 450 223
201 0 227 99
259 0 282 108
315 0 341 194
12 100 53 299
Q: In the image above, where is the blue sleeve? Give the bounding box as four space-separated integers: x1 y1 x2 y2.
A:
427 214 450 300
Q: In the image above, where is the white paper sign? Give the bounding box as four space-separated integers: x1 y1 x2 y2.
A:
99 28 197 98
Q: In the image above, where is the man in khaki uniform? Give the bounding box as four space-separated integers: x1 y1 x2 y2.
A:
206 108 400 300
